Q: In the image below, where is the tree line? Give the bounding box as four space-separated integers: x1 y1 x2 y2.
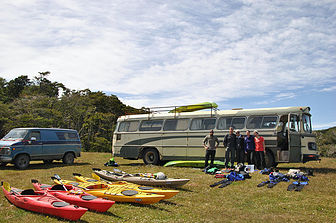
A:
0 72 143 152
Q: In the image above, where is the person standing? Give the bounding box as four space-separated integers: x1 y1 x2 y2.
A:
244 130 255 165
235 131 245 164
254 130 266 170
203 129 219 168
223 127 236 168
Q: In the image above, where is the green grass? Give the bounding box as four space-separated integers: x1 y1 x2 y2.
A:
1 153 336 223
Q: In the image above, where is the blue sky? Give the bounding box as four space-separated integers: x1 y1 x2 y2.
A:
0 0 335 129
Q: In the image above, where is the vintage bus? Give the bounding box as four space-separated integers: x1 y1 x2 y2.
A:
112 106 319 167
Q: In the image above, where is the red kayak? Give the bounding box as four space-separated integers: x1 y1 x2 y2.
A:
2 182 87 221
31 179 115 212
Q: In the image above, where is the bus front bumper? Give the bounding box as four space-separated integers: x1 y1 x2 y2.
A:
303 154 321 163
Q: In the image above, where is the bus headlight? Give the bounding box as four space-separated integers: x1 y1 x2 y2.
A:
308 142 317 150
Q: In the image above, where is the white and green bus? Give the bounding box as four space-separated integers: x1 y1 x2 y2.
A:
112 106 319 167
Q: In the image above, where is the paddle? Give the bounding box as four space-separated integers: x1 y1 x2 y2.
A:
53 174 68 191
91 172 113 184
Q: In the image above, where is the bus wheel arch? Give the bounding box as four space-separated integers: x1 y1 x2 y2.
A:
142 147 160 165
265 149 276 168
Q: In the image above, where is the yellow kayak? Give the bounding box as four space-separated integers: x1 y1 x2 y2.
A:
53 179 164 204
73 173 179 199
169 102 218 113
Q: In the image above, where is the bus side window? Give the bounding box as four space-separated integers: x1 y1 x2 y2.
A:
261 116 278 129
204 118 216 130
139 120 163 131
246 116 262 129
163 119 189 131
217 117 232 130
118 121 139 132
190 118 216 130
232 117 246 129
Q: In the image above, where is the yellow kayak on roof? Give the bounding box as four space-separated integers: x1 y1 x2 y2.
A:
169 102 218 113
53 178 164 204
73 173 179 199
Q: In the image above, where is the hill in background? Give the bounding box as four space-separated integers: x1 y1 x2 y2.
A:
314 126 336 157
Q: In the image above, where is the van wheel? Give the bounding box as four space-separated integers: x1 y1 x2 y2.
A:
43 160 53 164
143 148 160 165
14 154 30 170
63 153 75 164
265 150 275 168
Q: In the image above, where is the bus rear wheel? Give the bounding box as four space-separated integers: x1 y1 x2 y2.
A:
143 148 160 165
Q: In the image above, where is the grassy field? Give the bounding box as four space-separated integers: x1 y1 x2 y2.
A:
0 152 335 223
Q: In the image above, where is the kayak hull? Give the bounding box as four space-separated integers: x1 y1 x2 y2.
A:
2 183 87 221
74 175 179 199
164 160 226 168
53 179 165 204
32 182 115 212
93 170 190 187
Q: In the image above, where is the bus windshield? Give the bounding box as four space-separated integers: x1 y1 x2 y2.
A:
1 129 28 141
302 114 312 133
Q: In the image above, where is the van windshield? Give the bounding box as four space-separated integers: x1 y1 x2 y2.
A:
2 129 28 141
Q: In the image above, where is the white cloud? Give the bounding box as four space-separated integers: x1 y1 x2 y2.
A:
313 121 336 130
0 0 335 108
319 86 336 92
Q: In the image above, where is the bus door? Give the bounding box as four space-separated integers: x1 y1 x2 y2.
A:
288 113 302 162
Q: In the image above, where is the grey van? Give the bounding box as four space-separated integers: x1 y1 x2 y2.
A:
0 128 81 169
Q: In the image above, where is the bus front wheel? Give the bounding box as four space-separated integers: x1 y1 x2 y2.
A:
143 148 160 165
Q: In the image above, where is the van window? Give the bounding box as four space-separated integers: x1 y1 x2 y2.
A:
118 121 139 132
218 117 246 130
56 132 79 141
190 118 216 130
163 119 189 131
261 116 278 129
139 120 163 131
28 131 41 141
246 116 263 129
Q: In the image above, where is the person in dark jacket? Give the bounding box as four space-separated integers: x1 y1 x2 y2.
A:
244 130 255 165
203 129 219 168
223 127 236 168
235 131 245 164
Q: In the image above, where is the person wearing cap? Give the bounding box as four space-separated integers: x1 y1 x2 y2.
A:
235 130 245 164
244 130 255 165
254 130 266 170
223 127 236 168
203 129 219 168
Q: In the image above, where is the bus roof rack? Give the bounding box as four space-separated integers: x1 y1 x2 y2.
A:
125 102 219 118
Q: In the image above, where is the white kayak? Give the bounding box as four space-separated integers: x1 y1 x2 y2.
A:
92 168 190 187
